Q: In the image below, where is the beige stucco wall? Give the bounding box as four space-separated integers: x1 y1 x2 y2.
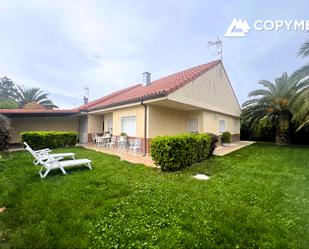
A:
112 105 145 137
88 114 104 133
168 63 241 117
148 105 239 138
203 110 240 135
148 105 187 138
9 116 79 143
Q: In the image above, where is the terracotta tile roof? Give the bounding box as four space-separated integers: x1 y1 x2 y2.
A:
0 109 79 114
0 60 221 116
79 84 141 110
85 59 221 111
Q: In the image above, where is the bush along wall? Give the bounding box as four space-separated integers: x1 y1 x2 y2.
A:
151 133 212 171
0 114 11 152
221 131 231 145
21 131 78 150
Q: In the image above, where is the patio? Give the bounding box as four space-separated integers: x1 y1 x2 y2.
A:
80 137 254 168
213 140 255 156
80 142 156 167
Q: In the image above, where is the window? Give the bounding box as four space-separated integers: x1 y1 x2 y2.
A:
121 116 136 136
107 119 113 133
187 118 199 133
219 120 226 133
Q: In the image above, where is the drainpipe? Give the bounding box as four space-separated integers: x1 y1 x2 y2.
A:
141 99 147 157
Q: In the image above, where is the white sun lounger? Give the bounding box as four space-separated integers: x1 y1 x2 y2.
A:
25 146 92 179
23 142 76 165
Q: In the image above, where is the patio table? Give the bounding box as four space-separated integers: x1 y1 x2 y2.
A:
96 136 110 146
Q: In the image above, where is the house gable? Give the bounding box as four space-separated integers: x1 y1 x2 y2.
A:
167 63 241 117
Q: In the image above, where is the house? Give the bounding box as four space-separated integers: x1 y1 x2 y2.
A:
1 60 241 153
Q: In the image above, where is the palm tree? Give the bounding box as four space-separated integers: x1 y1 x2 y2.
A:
242 71 309 144
293 40 309 129
291 89 309 130
13 85 58 109
298 40 309 57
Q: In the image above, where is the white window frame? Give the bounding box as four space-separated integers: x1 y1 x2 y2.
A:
187 118 199 133
219 119 226 133
121 115 136 137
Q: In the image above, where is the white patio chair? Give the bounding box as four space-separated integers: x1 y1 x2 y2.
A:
92 134 98 143
118 136 127 151
23 142 75 165
129 138 142 154
106 136 116 149
96 137 104 146
25 146 92 179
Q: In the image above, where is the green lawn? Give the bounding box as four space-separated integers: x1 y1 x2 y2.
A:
0 143 309 249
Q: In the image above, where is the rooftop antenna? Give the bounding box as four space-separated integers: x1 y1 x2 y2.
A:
83 87 89 105
207 37 222 60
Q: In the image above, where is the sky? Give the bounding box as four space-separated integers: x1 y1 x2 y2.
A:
0 0 308 108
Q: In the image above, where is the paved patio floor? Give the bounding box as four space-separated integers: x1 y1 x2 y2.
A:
213 141 255 156
80 143 156 167
81 141 254 167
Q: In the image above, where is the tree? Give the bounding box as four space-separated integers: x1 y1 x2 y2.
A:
242 71 309 144
291 86 309 130
292 40 309 130
0 77 16 100
0 98 19 109
13 85 58 109
0 114 11 151
298 40 309 57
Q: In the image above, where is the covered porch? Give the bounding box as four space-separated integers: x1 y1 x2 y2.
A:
80 98 240 160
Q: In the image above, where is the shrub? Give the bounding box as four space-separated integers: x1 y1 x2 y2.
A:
0 114 11 152
151 133 211 171
0 98 19 109
207 133 218 158
221 131 231 144
21 131 78 150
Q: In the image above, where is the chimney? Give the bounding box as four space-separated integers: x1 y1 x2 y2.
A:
142 72 151 86
83 96 88 104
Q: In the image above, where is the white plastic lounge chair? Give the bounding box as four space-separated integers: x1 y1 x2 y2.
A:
23 142 75 165
25 146 92 179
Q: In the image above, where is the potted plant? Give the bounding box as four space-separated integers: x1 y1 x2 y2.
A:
120 132 127 140
221 131 231 147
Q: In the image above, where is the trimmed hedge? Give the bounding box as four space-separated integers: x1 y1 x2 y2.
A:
21 131 78 150
151 133 211 171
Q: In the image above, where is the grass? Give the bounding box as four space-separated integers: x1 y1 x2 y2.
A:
0 143 309 249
